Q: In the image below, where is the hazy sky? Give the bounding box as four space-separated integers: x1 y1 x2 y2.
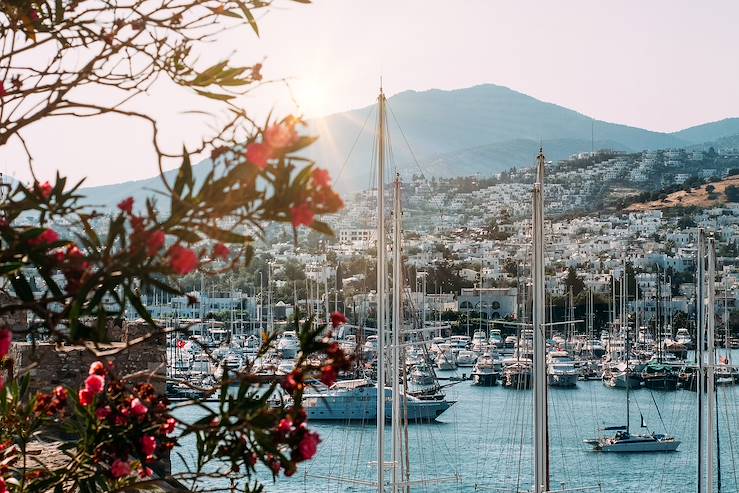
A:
4 0 739 186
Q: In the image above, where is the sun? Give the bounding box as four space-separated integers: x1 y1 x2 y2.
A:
292 77 331 118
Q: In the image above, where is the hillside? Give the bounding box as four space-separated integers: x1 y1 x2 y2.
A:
304 84 689 189
671 118 739 144
77 83 739 207
625 176 739 212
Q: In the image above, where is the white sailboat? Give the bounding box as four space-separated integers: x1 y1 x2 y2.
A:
586 261 680 453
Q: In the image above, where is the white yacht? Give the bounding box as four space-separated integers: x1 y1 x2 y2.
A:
674 328 694 349
276 330 299 359
243 334 260 354
449 335 471 350
409 363 435 386
435 344 456 370
363 335 378 355
472 352 500 386
301 379 454 422
456 349 477 367
489 329 503 348
589 429 680 453
546 351 578 387
471 330 487 352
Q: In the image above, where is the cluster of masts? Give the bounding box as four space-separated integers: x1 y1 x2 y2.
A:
367 85 730 492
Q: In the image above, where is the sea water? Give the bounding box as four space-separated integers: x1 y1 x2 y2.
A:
172 368 739 492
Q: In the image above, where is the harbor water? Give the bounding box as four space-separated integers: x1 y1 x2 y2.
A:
172 365 739 492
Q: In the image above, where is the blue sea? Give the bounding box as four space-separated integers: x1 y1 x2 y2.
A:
172 366 739 492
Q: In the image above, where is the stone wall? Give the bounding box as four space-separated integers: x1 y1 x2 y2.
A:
0 292 28 338
9 321 166 394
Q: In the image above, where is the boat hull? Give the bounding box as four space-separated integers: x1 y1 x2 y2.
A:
594 436 680 453
548 373 578 387
303 385 455 422
472 371 499 386
642 374 678 391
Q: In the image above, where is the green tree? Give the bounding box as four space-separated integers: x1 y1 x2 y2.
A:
0 0 350 490
564 267 585 297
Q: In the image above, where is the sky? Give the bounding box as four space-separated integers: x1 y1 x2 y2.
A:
3 0 739 186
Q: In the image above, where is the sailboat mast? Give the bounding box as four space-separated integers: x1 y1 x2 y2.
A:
624 264 630 434
532 148 549 493
697 229 706 493
707 237 717 493
376 89 387 493
391 174 402 492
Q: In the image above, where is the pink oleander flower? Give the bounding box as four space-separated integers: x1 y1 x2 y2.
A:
147 230 165 257
246 142 271 170
168 245 198 275
162 417 177 435
117 196 134 214
96 405 112 420
276 418 293 435
89 361 105 376
141 435 157 457
320 365 337 387
264 123 298 149
78 389 92 406
212 242 230 260
85 374 105 396
312 168 331 189
28 228 59 246
298 431 320 460
330 311 348 328
111 458 131 478
290 202 314 228
139 466 153 478
130 398 148 416
37 181 53 200
53 385 68 401
0 329 11 358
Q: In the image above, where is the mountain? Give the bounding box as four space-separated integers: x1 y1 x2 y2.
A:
670 118 739 144
302 84 686 189
79 161 213 212
78 83 738 205
419 138 631 177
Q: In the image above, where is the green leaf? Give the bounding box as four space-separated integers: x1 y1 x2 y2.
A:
0 262 23 275
124 283 156 328
236 0 260 36
197 224 247 244
170 228 201 243
190 61 229 86
193 89 236 101
173 147 193 198
9 274 34 302
309 220 334 236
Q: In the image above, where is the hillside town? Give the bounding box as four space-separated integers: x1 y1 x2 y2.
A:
9 146 739 339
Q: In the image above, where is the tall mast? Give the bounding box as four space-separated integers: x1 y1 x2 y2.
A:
532 148 549 493
391 173 402 492
707 237 717 493
623 264 630 434
697 229 706 493
324 273 330 327
376 88 387 493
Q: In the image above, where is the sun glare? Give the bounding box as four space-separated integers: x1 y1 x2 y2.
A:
293 78 331 118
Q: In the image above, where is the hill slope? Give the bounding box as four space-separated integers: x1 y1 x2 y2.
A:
305 84 687 189
625 176 739 212
670 118 739 144
78 83 739 206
